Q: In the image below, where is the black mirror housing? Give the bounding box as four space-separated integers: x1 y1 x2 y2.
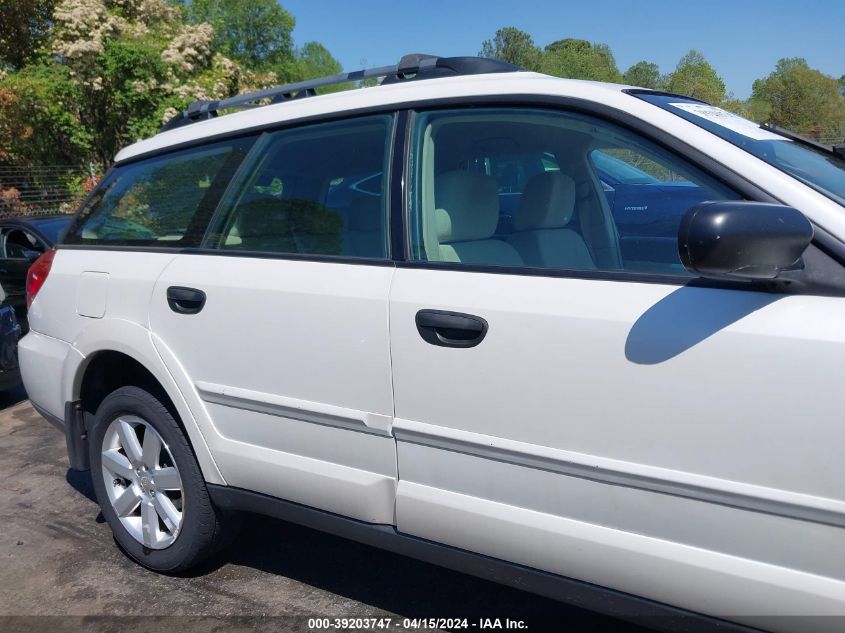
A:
678 201 813 281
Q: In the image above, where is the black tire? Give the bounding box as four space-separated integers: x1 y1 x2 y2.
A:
89 385 236 573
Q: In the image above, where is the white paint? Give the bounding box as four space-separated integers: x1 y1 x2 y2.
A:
147 254 397 517
18 330 71 419
396 482 845 631
389 267 845 617
22 249 224 484
75 271 109 318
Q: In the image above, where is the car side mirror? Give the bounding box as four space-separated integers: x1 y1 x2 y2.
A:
678 201 813 281
22 249 42 262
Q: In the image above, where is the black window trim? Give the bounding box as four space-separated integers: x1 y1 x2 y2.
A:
397 98 845 297
61 135 259 250
54 92 845 296
198 111 398 262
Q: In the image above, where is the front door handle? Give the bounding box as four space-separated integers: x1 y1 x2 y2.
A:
415 309 488 348
167 286 206 315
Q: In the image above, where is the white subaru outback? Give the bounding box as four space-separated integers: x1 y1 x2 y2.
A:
19 55 845 631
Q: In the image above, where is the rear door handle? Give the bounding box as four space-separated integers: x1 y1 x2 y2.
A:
415 309 488 348
167 286 206 315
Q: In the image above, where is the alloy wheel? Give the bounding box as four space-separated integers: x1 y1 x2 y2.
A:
100 415 184 549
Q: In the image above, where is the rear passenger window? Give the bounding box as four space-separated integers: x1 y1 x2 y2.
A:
208 115 393 259
64 138 255 246
408 108 740 275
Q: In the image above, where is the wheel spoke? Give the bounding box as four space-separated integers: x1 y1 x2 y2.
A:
142 427 162 469
101 449 134 480
141 500 158 547
153 467 181 491
112 486 141 517
152 494 181 533
103 415 183 550
117 420 143 467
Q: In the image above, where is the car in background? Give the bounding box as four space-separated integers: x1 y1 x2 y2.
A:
0 215 72 333
0 283 22 392
590 150 708 269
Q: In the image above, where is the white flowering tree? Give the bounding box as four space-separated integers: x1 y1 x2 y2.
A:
0 0 282 167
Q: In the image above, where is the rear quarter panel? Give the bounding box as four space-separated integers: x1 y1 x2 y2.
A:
24 248 225 484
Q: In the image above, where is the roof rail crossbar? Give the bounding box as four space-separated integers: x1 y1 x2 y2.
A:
159 55 520 133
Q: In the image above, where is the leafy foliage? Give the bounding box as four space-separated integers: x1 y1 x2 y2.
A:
480 26 844 143
540 39 622 83
0 63 92 164
0 0 57 70
623 61 664 90
0 0 344 169
2 9 844 181
750 58 845 137
480 28 543 71
187 0 295 72
667 50 726 104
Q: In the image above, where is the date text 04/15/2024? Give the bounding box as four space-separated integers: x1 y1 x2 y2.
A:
307 618 528 630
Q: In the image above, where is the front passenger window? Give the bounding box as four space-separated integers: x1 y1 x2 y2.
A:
408 108 741 276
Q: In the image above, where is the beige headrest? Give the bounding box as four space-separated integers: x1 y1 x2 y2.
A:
515 172 576 231
434 171 500 242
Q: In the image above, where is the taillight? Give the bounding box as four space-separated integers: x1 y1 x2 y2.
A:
26 249 56 310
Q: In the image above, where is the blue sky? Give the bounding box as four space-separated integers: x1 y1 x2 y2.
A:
281 0 844 99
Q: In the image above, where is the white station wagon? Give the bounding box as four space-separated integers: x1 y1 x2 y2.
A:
19 54 845 632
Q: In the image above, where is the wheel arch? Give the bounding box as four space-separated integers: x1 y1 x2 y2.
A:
64 318 225 485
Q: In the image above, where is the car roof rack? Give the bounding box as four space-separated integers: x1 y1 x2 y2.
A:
159 54 521 133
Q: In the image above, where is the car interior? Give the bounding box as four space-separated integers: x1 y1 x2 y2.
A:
218 119 390 258
414 112 624 271
135 110 721 276
2 228 45 259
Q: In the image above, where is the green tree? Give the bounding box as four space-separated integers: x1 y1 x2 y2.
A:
540 39 622 83
288 42 344 92
0 63 92 164
188 0 295 72
667 50 726 103
750 58 845 136
480 27 542 70
0 0 57 69
623 61 664 89
0 0 264 166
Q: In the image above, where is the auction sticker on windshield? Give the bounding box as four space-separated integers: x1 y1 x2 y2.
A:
669 103 785 141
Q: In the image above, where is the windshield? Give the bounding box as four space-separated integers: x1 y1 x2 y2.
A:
634 93 845 206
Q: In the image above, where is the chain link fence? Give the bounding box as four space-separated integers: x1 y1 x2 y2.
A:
0 164 101 220
813 125 845 146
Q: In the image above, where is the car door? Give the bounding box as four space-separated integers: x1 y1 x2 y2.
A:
0 225 48 329
389 106 845 625
149 114 399 523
